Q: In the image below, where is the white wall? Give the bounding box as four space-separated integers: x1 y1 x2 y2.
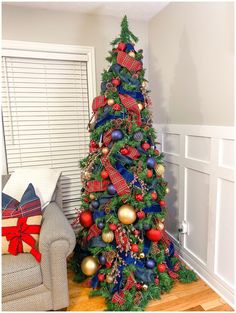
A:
2 4 149 94
149 2 234 126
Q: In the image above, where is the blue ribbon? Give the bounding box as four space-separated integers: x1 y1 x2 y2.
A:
91 271 99 288
92 210 105 221
117 85 144 102
143 237 151 255
119 251 144 268
115 162 141 188
99 195 113 205
114 153 134 165
143 203 161 214
110 64 140 87
125 43 135 52
95 113 126 128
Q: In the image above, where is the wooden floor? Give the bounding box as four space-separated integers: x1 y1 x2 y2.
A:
67 270 233 311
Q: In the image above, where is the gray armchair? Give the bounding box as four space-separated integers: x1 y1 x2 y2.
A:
2 176 76 311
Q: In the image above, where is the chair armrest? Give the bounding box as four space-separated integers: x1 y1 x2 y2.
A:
39 202 76 256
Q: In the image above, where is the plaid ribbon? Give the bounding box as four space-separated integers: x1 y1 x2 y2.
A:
119 94 141 126
92 95 106 113
87 224 102 241
168 270 179 279
126 146 140 160
101 156 130 196
86 180 110 192
162 230 171 246
173 262 181 272
117 51 142 72
112 275 136 306
103 129 113 146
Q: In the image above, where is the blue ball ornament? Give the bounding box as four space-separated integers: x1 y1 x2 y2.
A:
107 183 117 195
143 223 151 231
111 130 123 141
146 259 155 269
97 222 104 229
91 200 100 209
147 157 156 169
98 255 106 265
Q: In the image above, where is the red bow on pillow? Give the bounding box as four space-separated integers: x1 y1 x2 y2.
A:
2 217 41 262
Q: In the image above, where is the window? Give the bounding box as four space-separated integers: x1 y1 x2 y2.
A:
2 41 96 224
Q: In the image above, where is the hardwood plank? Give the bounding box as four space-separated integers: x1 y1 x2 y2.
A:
67 270 233 311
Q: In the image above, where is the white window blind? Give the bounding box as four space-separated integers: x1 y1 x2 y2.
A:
2 54 91 224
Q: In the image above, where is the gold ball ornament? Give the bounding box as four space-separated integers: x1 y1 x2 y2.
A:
106 275 114 284
102 147 109 155
89 194 95 200
138 103 144 111
141 81 147 88
102 230 114 243
118 204 136 225
142 284 148 291
139 252 145 259
158 222 165 231
128 51 136 58
84 171 91 180
107 99 115 106
81 256 98 276
165 187 170 194
155 164 165 176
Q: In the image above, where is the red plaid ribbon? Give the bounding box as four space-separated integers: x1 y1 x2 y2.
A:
87 224 101 241
103 129 113 146
117 51 142 72
119 94 142 126
168 270 179 279
92 95 106 113
101 155 130 196
112 275 136 305
86 180 110 192
173 262 181 272
126 146 140 160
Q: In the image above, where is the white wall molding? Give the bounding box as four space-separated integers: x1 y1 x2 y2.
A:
154 123 235 308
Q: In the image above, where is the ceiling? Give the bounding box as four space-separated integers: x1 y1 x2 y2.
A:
3 2 169 21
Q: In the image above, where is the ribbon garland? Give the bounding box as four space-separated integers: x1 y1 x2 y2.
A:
112 274 136 305
86 180 110 193
117 51 143 73
95 113 126 128
115 162 141 189
143 203 161 214
92 95 106 113
119 94 142 126
2 217 41 262
87 224 102 241
117 85 144 102
101 155 130 196
103 129 113 146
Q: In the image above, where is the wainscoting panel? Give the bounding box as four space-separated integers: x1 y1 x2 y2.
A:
155 124 235 308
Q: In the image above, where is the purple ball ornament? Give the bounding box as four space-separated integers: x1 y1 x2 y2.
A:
146 259 156 269
97 221 105 229
107 183 117 195
111 129 123 141
98 255 106 265
91 200 100 210
147 157 156 169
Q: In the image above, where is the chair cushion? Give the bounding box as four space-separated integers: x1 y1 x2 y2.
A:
2 253 43 296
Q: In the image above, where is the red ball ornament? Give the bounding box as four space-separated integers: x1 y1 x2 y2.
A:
83 197 89 203
79 210 93 228
151 192 157 200
133 229 140 236
157 263 166 273
98 273 105 282
109 224 117 231
111 77 120 87
90 140 97 148
120 147 129 155
118 42 126 51
154 149 160 155
154 277 160 285
131 244 139 253
106 261 112 268
137 211 145 219
136 283 142 290
147 169 153 178
159 200 166 207
146 228 163 242
142 142 151 151
113 103 121 111
101 170 109 179
135 194 143 201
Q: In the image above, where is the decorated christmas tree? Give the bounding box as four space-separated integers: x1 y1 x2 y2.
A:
71 16 197 311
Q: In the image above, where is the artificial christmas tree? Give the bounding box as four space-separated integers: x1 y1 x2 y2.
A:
71 16 196 311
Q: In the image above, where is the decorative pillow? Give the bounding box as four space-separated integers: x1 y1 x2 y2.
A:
2 183 41 219
3 167 61 209
2 215 42 262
